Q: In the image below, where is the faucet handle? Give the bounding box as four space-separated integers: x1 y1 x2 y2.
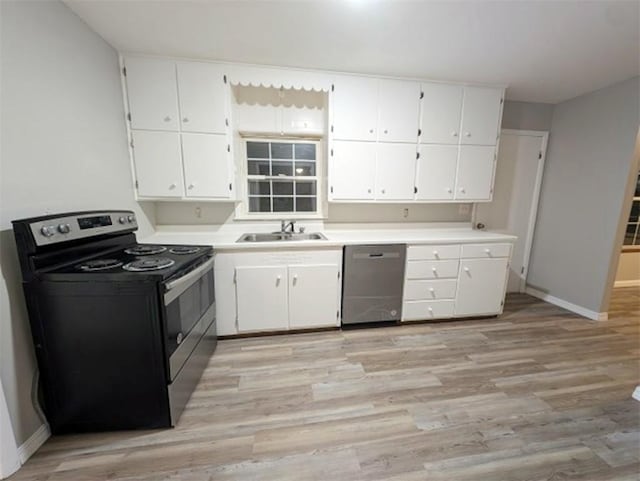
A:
299 226 306 234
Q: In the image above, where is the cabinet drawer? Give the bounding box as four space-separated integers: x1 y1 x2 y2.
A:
403 300 455 321
404 279 457 301
406 260 459 279
407 244 460 260
461 243 512 259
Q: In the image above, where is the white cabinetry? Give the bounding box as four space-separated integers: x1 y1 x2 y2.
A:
123 56 234 201
215 249 342 336
331 76 379 141
375 143 417 200
456 258 509 316
377 79 421 143
330 141 376 200
417 83 503 202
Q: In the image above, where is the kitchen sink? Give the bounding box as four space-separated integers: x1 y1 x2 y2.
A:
236 232 327 243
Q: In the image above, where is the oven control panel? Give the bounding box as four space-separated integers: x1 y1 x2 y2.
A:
28 211 138 246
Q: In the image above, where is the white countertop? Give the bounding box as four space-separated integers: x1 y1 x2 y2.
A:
141 225 516 251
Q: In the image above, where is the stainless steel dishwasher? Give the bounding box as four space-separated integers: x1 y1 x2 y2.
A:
342 244 406 325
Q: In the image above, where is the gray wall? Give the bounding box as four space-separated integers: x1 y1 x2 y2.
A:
527 76 640 313
502 100 554 131
0 0 154 446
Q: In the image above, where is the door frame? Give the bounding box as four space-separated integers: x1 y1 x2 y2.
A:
472 129 549 293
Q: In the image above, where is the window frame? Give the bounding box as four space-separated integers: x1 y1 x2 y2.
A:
235 136 327 220
622 172 640 251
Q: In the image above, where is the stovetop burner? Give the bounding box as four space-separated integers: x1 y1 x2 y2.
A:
169 246 201 255
124 245 167 256
77 259 124 271
122 257 176 272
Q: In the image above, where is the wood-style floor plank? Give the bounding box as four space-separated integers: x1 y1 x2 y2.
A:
9 288 640 480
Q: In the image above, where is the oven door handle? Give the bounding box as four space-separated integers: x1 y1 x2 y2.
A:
164 256 214 302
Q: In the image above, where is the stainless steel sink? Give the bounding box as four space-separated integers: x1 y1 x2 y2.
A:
236 232 327 243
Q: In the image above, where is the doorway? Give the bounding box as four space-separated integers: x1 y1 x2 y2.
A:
474 130 548 293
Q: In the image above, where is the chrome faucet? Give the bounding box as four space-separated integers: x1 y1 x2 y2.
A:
280 220 296 234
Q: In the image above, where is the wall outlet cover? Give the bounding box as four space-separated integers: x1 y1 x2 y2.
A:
458 204 471 215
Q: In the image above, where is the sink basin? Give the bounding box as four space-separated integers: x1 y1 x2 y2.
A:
236 232 327 243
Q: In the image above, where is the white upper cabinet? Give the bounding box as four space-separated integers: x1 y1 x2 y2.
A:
415 145 458 200
420 83 463 144
455 145 496 201
181 133 232 199
176 62 228 134
460 86 503 145
131 131 184 198
330 141 376 200
375 143 416 200
377 79 421 143
331 76 379 141
125 57 180 131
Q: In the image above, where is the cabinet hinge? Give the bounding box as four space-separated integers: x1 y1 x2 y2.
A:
500 98 504 104
521 266 525 274
416 152 420 159
127 112 131 122
135 180 139 189
420 91 424 99
330 186 334 194
225 118 229 127
227 144 231 153
223 74 227 84
229 183 233 191
336 309 339 319
337 271 341 280
331 84 335 92
418 128 421 137
330 125 334 133
500 300 504 306
130 139 134 148
122 66 127 76
414 186 418 194
330 148 334 157
538 151 542 159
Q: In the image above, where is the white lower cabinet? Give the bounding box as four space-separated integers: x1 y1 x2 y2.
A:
404 300 455 321
455 258 509 316
215 249 342 336
236 266 288 332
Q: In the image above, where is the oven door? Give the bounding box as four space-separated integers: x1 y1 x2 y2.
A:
163 256 215 381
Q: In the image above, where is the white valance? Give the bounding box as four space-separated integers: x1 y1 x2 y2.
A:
227 65 332 92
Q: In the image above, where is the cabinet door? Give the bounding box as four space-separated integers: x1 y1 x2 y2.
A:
125 57 179 131
420 83 463 144
460 87 503 146
131 131 184 198
455 145 496 201
182 133 232 199
236 266 288 332
329 141 376 200
455 258 509 316
375 143 416 200
377 79 421 143
289 265 340 329
415 145 458 200
177 62 228 134
331 76 378 141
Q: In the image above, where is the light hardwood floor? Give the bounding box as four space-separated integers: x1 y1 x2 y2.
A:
10 289 640 480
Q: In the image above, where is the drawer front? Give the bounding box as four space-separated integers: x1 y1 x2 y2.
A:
461 243 512 259
407 244 461 261
404 279 457 301
403 300 455 321
406 260 459 279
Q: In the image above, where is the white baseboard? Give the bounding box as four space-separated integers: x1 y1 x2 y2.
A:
614 280 640 288
17 423 49 464
525 287 608 321
633 386 640 401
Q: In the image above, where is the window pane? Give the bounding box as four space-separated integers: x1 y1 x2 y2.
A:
630 201 640 222
273 180 294 195
271 143 293 159
295 143 316 160
294 161 316 176
248 160 270 175
249 197 271 212
295 197 317 212
624 223 637 245
635 173 640 197
295 181 316 196
247 141 269 159
249 181 270 195
273 197 293 212
272 160 293 177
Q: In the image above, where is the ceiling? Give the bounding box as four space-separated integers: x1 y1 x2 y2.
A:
63 0 639 104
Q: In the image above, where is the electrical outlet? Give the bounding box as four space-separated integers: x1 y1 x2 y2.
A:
403 208 409 219
195 206 202 219
458 204 471 216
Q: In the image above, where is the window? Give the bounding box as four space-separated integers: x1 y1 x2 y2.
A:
245 140 320 214
623 172 640 246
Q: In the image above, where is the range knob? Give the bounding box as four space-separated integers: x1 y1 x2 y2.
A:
57 223 70 234
40 226 54 237
118 216 126 224
127 215 135 223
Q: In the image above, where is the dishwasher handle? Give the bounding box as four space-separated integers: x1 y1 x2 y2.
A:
353 252 401 259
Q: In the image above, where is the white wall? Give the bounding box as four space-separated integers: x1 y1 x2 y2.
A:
615 251 640 287
527 76 640 314
0 0 155 454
